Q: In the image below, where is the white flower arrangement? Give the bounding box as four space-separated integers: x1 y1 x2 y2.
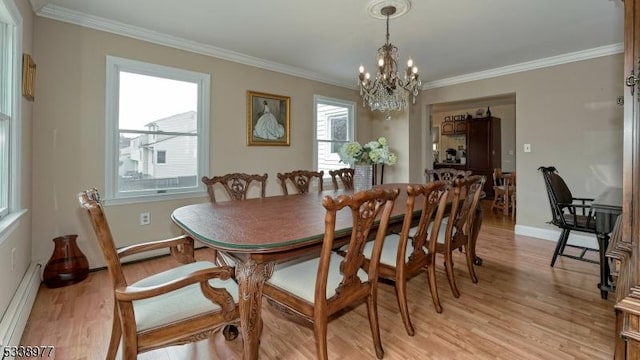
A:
338 137 397 166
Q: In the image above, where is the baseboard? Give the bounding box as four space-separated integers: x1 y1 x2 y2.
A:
0 262 42 356
515 225 598 249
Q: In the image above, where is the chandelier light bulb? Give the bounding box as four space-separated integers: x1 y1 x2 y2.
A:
365 72 370 80
359 65 365 73
407 58 413 67
378 58 384 67
412 66 418 74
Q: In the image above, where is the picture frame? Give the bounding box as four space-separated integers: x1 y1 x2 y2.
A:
247 90 290 146
444 116 451 121
453 115 461 121
22 54 36 101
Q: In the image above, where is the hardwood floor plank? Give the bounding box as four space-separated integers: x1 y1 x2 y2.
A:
20 208 615 359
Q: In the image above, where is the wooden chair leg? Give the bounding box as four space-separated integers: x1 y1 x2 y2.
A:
395 275 415 336
106 303 121 360
366 294 384 359
550 229 570 267
313 317 329 360
444 254 460 298
465 245 478 283
426 262 443 313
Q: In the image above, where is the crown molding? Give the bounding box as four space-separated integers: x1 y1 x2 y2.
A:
35 5 353 89
422 43 624 90
35 5 623 92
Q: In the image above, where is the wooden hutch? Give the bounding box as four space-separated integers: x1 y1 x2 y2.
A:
608 0 640 358
435 116 501 198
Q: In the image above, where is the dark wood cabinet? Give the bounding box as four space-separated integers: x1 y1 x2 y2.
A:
610 0 640 358
466 116 501 198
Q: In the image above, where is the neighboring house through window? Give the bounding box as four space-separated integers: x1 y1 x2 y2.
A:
105 56 210 203
314 95 356 178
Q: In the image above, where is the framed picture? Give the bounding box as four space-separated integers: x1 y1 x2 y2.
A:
22 54 36 101
453 115 461 121
444 116 451 121
247 90 290 146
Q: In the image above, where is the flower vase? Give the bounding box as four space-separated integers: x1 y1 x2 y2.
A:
354 164 374 192
43 234 89 288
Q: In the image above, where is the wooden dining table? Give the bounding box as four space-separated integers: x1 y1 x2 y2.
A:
171 183 484 359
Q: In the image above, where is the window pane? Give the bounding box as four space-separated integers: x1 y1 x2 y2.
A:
315 97 355 177
118 132 198 193
119 72 197 132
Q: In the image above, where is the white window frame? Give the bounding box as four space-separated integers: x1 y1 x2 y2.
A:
0 0 26 245
105 56 210 204
313 95 356 183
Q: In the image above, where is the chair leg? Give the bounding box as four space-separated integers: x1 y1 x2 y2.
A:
394 275 415 336
444 253 460 298
465 244 478 284
366 293 384 359
313 317 329 360
106 303 121 360
426 262 443 313
550 229 569 267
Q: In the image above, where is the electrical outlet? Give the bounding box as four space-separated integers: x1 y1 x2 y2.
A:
11 247 16 271
140 212 150 225
524 144 532 153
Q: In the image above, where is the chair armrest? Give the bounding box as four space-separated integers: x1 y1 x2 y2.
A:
117 235 195 263
115 266 235 302
572 197 594 202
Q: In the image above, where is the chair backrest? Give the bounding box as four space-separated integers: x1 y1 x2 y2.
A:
398 181 450 265
329 168 354 190
450 175 486 237
78 188 126 290
277 170 324 195
425 168 471 182
201 172 268 202
538 166 573 226
317 187 399 303
493 168 504 187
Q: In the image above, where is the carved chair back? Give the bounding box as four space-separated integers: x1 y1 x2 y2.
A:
425 168 472 183
201 172 268 202
277 170 324 195
329 167 354 190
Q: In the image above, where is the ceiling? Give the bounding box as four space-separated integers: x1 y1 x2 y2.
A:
31 0 624 90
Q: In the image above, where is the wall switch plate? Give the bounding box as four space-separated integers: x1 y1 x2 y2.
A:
524 144 532 153
140 212 150 225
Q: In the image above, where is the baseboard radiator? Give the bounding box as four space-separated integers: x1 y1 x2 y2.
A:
0 262 42 359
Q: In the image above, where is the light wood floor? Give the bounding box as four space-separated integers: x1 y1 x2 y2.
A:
21 201 615 359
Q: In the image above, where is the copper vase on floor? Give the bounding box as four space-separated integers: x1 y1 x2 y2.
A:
43 234 89 288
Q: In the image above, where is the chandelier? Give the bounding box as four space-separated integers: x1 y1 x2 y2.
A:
358 5 421 120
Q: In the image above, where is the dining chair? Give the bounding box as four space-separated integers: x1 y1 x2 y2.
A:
361 181 450 336
201 172 268 202
435 175 486 298
491 168 507 212
78 188 240 360
329 167 354 190
538 166 598 267
425 168 471 182
277 169 324 195
262 187 400 360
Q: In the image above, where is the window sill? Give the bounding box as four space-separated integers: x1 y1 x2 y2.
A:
0 209 28 246
104 191 208 206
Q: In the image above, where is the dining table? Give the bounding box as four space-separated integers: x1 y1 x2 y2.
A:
171 183 484 359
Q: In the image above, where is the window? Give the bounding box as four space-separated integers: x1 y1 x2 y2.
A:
105 56 210 203
0 0 22 223
314 96 355 177
156 150 166 164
